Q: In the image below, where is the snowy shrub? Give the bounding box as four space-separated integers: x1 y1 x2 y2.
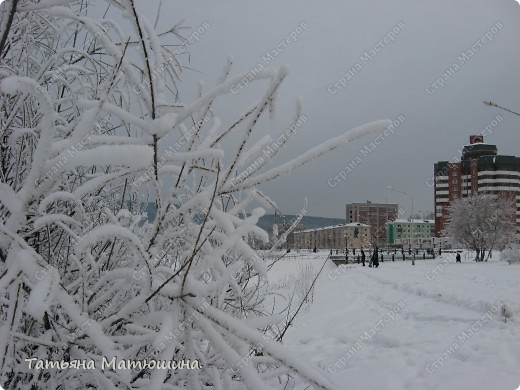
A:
501 304 513 323
500 244 520 264
0 1 390 388
294 263 317 305
271 274 294 290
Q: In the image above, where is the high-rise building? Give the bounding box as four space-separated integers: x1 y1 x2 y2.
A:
433 135 520 236
346 202 398 246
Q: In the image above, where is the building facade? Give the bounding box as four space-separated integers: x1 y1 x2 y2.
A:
434 135 520 236
386 219 435 248
291 223 371 250
346 202 398 246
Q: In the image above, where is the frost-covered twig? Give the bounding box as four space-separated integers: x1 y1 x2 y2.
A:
0 2 382 388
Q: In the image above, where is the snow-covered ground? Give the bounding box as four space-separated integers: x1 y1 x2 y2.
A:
269 250 520 390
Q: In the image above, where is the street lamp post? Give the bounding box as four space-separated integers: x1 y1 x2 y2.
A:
484 101 520 117
387 186 414 252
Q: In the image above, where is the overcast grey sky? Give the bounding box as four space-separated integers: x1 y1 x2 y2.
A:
146 0 520 219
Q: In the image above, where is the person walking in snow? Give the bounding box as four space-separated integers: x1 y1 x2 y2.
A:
456 252 461 263
361 249 366 266
372 247 379 268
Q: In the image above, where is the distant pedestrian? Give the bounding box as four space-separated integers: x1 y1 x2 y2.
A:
372 247 379 268
392 254 395 262
402 252 406 261
361 250 366 266
423 252 426 260
439 248 442 256
456 252 461 263
381 253 384 262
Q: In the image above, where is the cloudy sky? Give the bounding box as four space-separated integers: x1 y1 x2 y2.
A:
145 0 520 219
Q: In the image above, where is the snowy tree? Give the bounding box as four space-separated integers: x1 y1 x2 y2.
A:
0 1 391 388
443 194 516 261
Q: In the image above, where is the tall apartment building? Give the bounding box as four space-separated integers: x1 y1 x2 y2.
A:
346 202 398 246
434 135 520 236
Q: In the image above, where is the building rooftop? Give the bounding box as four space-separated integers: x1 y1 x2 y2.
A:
389 219 434 224
461 141 497 161
297 223 370 233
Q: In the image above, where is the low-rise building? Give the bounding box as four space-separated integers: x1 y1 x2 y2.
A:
386 219 435 248
291 223 371 250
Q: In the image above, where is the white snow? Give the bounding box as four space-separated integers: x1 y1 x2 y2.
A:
26 266 59 321
269 250 520 390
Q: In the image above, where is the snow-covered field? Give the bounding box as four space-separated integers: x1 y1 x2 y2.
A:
269 251 520 390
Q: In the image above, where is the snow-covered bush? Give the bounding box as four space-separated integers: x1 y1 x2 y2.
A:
500 304 513 323
500 244 520 264
294 263 317 304
0 1 390 388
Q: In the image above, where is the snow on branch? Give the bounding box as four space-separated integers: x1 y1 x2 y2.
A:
0 1 385 388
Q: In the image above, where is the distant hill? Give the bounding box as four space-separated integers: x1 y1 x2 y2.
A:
141 204 343 231
256 214 344 232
